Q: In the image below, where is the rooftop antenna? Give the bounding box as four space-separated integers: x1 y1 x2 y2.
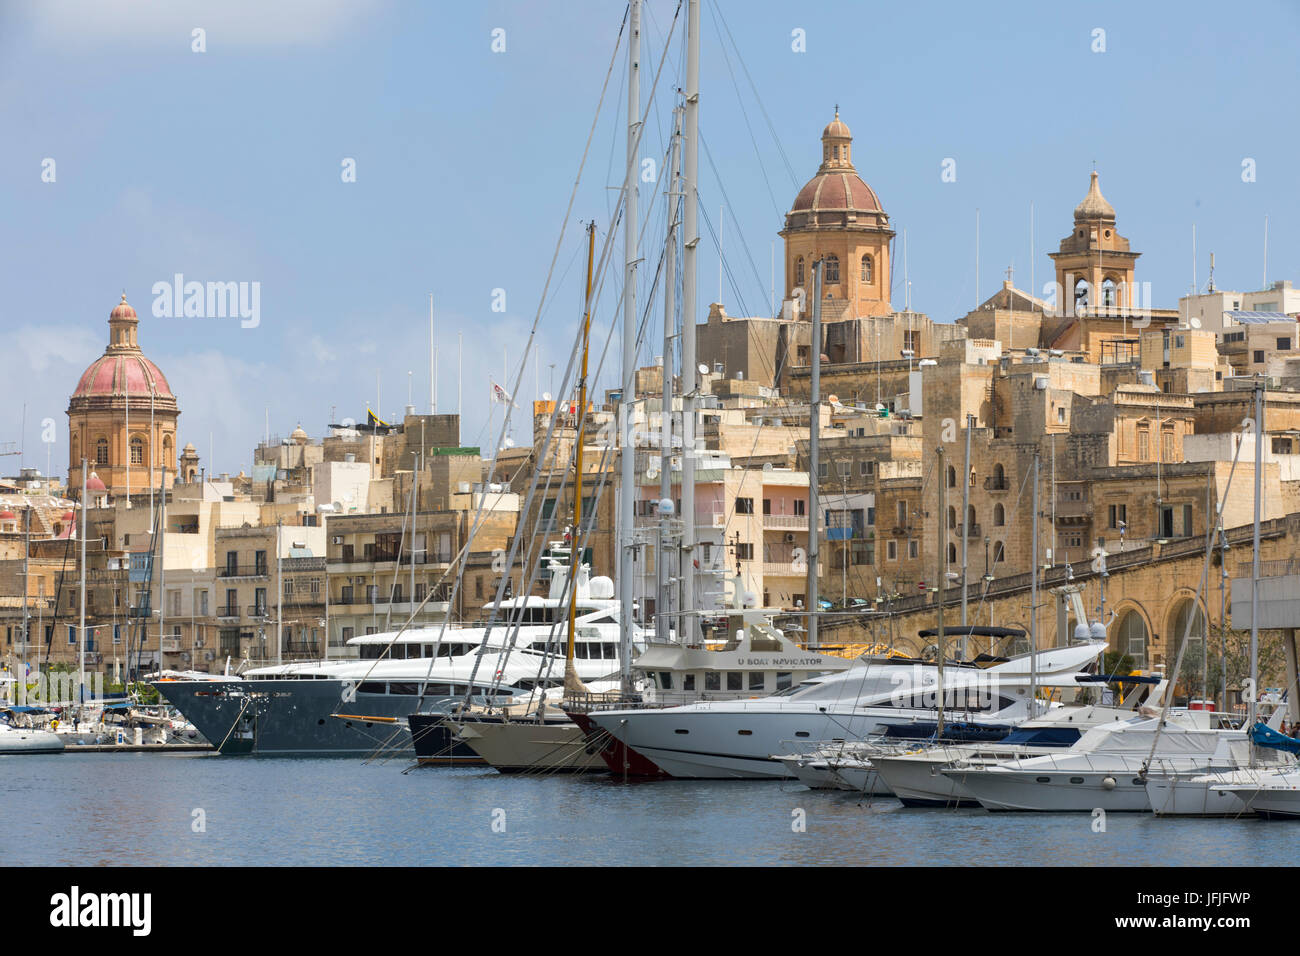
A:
1208 252 1216 293
903 228 910 312
428 293 436 414
974 207 980 306
1029 200 1035 306
1192 223 1197 295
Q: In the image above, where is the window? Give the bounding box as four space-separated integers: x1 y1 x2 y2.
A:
948 506 956 529
993 542 1005 563
860 460 874 477
95 437 109 465
948 543 957 563
795 257 804 286
735 543 754 561
1254 350 1265 365
1108 504 1127 529
824 255 840 284
130 437 144 465
727 672 743 691
341 585 353 604
701 543 712 562
887 540 898 561
837 461 850 477
818 462 828 478
735 497 754 515
993 503 1005 527
896 501 907 526
1137 427 1150 459
705 672 721 691
793 499 806 516
947 465 956 488
903 329 920 353
908 540 918 559
749 672 764 691
860 254 873 283
762 498 771 515
1057 406 1066 424
1279 338 1292 351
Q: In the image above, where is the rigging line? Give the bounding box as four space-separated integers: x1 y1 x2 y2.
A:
699 134 769 313
448 13 672 678
1141 418 1251 776
705 0 783 223
697 199 751 318
486 0 680 494
711 0 799 189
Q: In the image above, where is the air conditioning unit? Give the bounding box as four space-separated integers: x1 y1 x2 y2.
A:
331 536 343 545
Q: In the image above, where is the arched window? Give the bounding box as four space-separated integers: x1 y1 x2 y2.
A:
1074 278 1090 311
947 465 957 488
948 543 957 564
163 435 173 467
967 505 976 530
948 506 957 529
1113 610 1148 667
130 437 144 465
992 462 1006 489
95 437 109 466
1169 600 1206 672
1101 277 1117 308
861 254 873 283
993 503 1005 527
993 542 1005 563
795 256 805 286
824 255 839 283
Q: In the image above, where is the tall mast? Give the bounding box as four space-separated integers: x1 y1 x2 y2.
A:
1030 448 1040 717
936 444 946 738
658 104 683 646
679 0 700 644
159 473 166 673
807 260 822 647
79 460 87 708
429 294 436 414
1249 378 1263 727
618 0 641 691
960 411 972 654
275 516 283 666
565 223 597 697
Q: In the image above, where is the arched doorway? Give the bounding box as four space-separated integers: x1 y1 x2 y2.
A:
1111 607 1148 668
1167 597 1208 698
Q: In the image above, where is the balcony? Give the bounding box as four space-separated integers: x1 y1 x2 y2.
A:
983 477 1009 492
216 604 239 621
761 561 821 577
161 638 182 653
763 513 809 530
219 564 268 579
954 523 981 539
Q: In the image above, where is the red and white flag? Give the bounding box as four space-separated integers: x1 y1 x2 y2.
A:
491 380 518 408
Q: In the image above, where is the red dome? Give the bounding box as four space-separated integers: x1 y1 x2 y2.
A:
86 473 106 492
791 171 882 214
71 352 174 401
62 510 75 521
110 296 137 320
0 509 16 521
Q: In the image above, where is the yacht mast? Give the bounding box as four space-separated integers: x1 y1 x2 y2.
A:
79 460 87 708
679 0 700 644
618 0 641 691
657 105 683 646
1249 378 1263 728
1030 448 1040 718
935 444 946 738
807 259 822 647
565 223 597 697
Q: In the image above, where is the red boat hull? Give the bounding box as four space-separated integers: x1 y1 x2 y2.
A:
567 710 671 779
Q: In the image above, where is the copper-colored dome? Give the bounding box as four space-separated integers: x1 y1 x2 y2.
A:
71 352 174 400
791 171 882 215
110 293 137 320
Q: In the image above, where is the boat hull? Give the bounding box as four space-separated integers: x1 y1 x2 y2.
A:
153 678 449 755
947 766 1158 812
450 717 607 773
0 727 64 754
408 713 486 765
568 710 671 778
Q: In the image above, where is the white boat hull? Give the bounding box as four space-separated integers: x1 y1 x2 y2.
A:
0 726 64 754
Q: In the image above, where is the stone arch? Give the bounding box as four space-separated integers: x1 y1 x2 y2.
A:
948 542 957 564
1101 275 1118 307
993 502 1005 526
1109 601 1154 668
1164 590 1208 686
947 464 957 488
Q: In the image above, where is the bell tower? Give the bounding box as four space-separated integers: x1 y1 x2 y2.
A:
1049 171 1140 313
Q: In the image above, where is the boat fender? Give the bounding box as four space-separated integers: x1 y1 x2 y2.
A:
1101 776 1117 790
50 719 59 730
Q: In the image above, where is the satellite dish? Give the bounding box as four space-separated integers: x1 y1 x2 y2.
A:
645 466 660 481
657 497 675 515
698 363 709 376
762 462 773 472
542 391 553 401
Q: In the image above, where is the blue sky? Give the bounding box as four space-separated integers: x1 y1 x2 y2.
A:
4 0 1298 481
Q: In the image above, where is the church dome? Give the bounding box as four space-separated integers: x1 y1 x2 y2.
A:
69 294 176 405
785 110 888 231
1074 171 1116 221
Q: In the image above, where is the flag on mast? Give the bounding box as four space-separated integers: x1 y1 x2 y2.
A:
491 379 518 408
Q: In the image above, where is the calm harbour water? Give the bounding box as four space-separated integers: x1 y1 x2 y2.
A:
0 753 1292 866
